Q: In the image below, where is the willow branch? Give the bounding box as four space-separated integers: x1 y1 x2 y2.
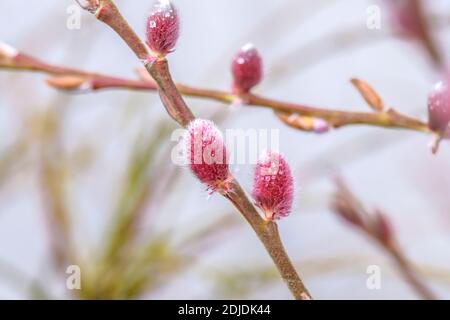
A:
0 41 434 136
0 42 157 91
331 178 436 300
74 0 311 300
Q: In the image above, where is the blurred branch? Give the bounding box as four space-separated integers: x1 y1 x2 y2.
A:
268 7 450 82
92 234 184 299
384 0 443 68
38 107 75 270
331 178 437 300
102 123 172 263
119 213 241 299
267 24 385 85
0 138 28 190
116 237 183 299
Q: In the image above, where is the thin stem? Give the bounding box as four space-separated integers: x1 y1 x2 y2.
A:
94 0 149 61
224 178 311 299
247 93 430 131
146 58 195 127
1 43 433 135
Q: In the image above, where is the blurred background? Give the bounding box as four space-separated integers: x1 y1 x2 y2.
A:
0 0 450 299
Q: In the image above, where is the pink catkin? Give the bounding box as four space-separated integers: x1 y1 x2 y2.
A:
231 43 263 94
145 0 180 56
252 151 294 221
428 78 450 137
186 119 230 192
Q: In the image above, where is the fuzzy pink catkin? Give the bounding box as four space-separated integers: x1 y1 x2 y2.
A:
186 119 230 192
231 43 263 93
428 78 450 137
252 151 293 221
145 0 180 56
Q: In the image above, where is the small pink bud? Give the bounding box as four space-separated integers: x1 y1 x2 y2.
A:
186 119 230 193
252 151 293 221
145 0 180 56
231 43 263 94
428 79 450 137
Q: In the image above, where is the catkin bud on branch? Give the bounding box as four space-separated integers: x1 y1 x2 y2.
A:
146 0 180 57
231 43 263 94
186 119 231 194
252 151 294 221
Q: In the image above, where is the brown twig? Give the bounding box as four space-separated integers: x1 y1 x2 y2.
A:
0 42 157 91
224 178 311 299
0 42 434 136
331 178 436 300
145 58 195 127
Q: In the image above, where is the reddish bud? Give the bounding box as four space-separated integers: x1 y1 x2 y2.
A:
146 0 180 56
231 43 263 94
186 119 230 193
252 151 293 221
428 79 450 137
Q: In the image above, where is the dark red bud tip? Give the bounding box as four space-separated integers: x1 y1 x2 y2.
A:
146 0 180 56
231 43 263 94
428 79 450 137
252 151 293 221
186 119 230 193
